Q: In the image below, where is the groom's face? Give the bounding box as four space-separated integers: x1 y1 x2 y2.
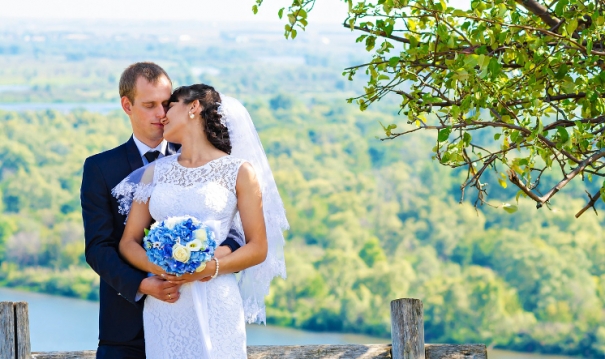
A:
121 75 172 146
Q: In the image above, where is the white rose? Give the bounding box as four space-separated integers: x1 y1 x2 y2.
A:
164 217 180 229
172 244 191 263
194 229 207 242
187 239 205 252
195 261 207 273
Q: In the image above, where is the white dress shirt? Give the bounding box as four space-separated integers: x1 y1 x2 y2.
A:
132 135 167 301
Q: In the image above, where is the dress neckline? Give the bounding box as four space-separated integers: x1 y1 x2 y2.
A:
173 155 230 170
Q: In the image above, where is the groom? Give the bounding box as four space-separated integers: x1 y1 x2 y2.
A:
81 62 241 359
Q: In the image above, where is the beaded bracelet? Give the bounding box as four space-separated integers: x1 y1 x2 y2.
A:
211 258 220 279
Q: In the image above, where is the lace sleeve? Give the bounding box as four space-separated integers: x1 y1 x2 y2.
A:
111 162 157 218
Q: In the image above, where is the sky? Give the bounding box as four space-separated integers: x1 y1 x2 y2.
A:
2 0 471 23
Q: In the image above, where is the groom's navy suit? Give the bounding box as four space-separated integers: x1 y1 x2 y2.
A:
81 136 240 359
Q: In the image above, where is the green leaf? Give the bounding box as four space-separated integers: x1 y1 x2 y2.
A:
488 58 501 76
365 36 376 51
441 152 451 163
515 190 526 203
498 178 508 188
388 56 400 67
556 126 569 145
555 63 568 80
536 119 543 136
252 4 258 14
554 0 568 16
502 203 518 213
463 132 472 145
510 130 519 143
439 0 447 11
288 14 296 25
494 133 501 140
144 228 150 236
566 18 578 36
438 128 451 142
278 8 285 19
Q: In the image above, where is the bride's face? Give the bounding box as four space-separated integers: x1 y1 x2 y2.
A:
163 98 194 142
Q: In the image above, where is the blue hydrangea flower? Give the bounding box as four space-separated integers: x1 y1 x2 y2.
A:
143 216 217 276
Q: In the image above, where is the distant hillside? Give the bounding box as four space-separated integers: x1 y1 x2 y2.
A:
1 96 604 357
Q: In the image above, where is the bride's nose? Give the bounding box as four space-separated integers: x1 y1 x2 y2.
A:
160 117 168 125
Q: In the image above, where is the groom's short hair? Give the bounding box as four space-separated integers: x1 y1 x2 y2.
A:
119 62 171 103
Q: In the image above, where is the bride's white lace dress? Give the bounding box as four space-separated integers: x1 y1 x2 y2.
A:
136 154 248 359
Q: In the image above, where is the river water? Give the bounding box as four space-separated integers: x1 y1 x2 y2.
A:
0 287 581 358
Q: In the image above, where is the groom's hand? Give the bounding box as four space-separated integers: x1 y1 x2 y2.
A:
139 275 181 303
214 245 232 260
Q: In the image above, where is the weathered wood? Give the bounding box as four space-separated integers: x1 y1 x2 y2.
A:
425 344 487 359
15 302 31 359
31 352 96 359
0 302 16 359
31 345 487 359
247 344 392 358
19 297 487 359
31 347 387 359
31 346 392 359
391 298 424 359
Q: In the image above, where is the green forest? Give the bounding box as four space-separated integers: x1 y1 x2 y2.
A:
1 18 605 358
1 97 605 357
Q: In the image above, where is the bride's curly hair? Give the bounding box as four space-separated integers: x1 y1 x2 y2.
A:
169 84 231 154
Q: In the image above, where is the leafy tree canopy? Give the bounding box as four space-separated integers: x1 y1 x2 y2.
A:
255 0 605 217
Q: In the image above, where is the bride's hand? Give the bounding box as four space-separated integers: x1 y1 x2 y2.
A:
148 263 166 277
162 260 216 283
162 271 204 284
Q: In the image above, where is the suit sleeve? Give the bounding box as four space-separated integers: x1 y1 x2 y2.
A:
220 227 243 253
81 157 147 306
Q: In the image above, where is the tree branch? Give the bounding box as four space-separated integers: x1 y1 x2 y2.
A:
509 150 605 207
575 189 601 218
343 22 411 44
515 0 561 28
543 116 605 132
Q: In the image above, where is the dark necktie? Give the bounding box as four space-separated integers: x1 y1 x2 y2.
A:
144 150 161 163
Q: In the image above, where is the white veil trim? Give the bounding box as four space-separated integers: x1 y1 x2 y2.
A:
220 94 288 324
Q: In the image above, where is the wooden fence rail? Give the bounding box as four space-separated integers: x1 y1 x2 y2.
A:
0 298 487 359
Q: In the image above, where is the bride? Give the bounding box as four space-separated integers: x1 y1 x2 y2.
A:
112 84 287 358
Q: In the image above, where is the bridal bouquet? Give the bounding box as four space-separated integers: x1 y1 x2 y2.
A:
143 216 217 276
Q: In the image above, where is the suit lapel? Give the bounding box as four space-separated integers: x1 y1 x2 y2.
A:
167 142 181 155
125 136 144 172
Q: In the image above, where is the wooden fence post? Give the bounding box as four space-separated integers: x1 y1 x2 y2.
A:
15 302 31 359
390 298 424 359
0 302 15 359
0 302 31 359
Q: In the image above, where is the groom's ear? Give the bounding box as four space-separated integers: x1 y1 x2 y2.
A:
121 96 133 115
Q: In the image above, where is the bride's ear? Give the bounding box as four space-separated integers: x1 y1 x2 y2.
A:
190 100 201 116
